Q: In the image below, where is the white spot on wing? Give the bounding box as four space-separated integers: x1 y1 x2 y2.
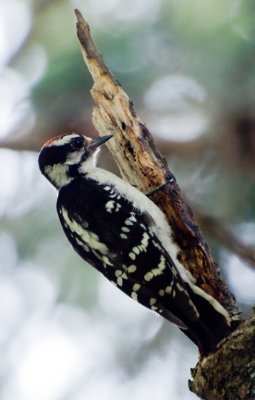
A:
105 200 115 213
125 220 134 226
144 272 153 282
115 270 128 287
131 292 138 301
115 203 121 212
129 252 136 260
150 298 157 306
133 283 141 291
165 285 172 294
132 247 140 255
127 265 137 273
140 232 150 250
117 277 123 286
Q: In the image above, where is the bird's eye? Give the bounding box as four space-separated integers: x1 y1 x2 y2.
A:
70 137 84 150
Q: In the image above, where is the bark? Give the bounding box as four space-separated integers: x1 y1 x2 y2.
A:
189 314 255 400
74 9 238 320
73 10 255 399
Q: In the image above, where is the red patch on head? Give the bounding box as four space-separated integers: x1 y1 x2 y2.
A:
42 134 63 148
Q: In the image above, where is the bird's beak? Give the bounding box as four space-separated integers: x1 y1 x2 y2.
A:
87 134 113 152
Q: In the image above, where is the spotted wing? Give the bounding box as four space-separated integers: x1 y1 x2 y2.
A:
57 177 198 326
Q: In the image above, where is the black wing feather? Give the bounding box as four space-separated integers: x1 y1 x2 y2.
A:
57 177 198 328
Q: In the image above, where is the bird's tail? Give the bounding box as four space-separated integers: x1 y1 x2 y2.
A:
183 284 233 356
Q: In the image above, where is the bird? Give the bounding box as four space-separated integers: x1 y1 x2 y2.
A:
38 132 232 355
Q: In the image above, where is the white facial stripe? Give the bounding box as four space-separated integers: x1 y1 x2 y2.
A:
44 164 72 188
45 133 81 147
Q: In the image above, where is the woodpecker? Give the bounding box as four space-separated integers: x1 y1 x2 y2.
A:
38 132 231 355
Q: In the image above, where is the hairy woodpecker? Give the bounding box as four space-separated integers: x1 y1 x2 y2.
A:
38 133 231 355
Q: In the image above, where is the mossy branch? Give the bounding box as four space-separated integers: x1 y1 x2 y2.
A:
189 314 255 399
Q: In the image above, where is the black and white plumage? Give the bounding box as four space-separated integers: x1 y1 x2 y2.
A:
38 133 231 355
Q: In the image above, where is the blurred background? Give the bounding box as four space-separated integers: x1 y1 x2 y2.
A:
0 0 255 399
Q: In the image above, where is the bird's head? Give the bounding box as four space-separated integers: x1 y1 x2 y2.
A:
38 133 112 189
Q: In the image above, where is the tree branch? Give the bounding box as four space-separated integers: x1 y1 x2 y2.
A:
74 9 239 320
189 314 255 399
72 10 255 398
195 208 255 271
